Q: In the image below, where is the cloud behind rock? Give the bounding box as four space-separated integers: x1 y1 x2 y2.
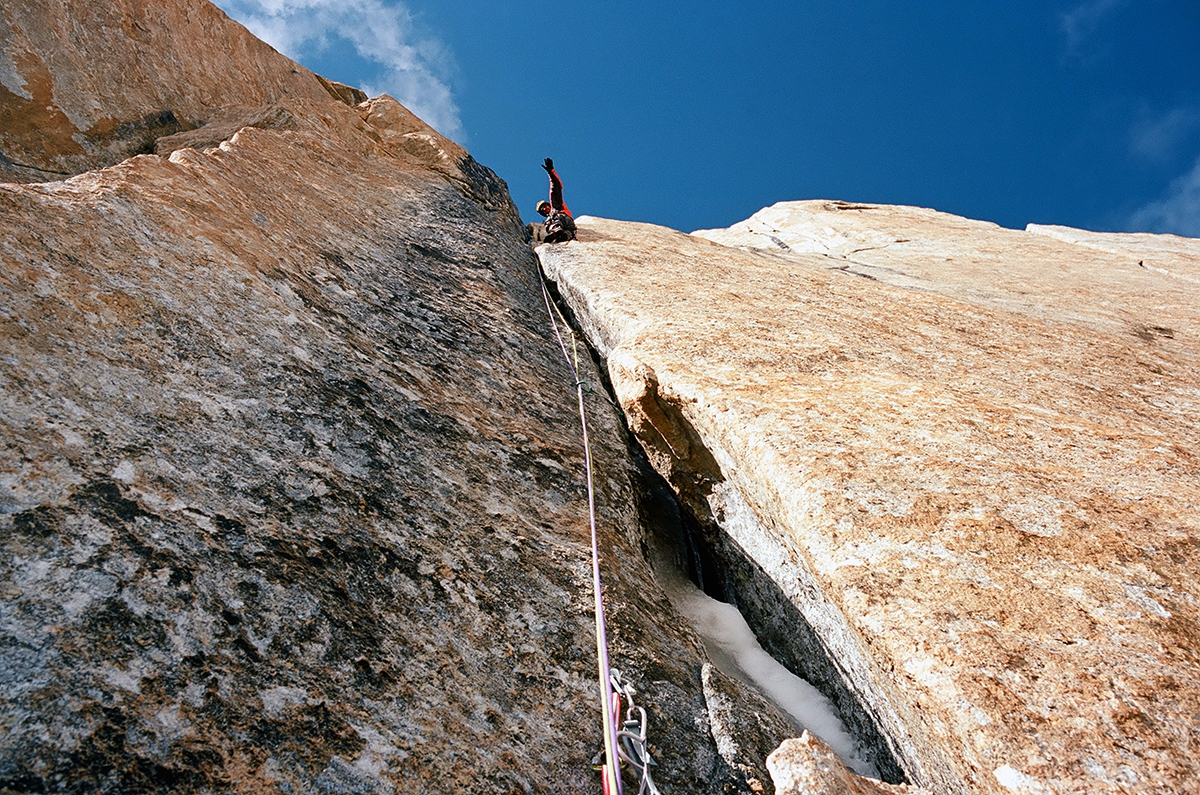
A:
1130 155 1200 237
213 0 464 140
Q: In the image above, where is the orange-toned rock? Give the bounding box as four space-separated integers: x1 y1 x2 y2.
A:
769 733 931 795
538 208 1200 794
0 0 345 181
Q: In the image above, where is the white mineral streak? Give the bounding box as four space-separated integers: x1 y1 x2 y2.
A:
0 47 30 100
538 206 1200 794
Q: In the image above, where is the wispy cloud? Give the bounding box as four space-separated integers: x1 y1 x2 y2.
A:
1129 156 1200 237
1130 107 1200 161
1059 0 1127 57
213 0 463 141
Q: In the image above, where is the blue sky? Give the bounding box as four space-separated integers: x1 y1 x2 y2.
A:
213 1 1200 237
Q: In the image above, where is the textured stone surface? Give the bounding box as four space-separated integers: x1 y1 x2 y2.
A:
694 200 1199 343
0 0 344 182
538 210 1200 794
0 1 801 791
768 734 930 795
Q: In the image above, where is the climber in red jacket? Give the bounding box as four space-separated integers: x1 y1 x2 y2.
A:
536 157 577 243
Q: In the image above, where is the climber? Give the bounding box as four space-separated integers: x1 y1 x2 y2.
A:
536 157 577 243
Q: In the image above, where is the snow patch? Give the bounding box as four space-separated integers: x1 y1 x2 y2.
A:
664 574 878 778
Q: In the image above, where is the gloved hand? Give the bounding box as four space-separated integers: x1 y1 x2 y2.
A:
542 157 554 172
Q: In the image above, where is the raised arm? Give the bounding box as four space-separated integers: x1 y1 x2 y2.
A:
542 157 571 216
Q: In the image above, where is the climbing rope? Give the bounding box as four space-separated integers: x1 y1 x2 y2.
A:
536 261 660 795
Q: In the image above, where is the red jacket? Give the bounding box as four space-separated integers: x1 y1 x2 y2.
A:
547 167 572 217
544 166 576 241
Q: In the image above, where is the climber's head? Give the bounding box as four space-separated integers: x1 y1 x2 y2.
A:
536 200 551 217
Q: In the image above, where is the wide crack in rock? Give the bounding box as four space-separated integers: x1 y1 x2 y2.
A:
540 270 914 789
639 458 904 783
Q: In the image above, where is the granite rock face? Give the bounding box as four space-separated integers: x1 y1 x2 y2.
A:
0 1 802 792
538 208 1200 794
693 200 1199 343
768 733 930 795
0 0 357 182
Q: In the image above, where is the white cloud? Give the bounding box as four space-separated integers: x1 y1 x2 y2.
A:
1130 107 1200 161
1129 156 1200 238
1059 0 1126 56
213 0 463 141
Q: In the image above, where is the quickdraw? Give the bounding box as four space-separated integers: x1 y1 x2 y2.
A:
608 670 661 795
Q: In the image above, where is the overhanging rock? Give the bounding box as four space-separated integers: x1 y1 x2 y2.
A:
537 208 1200 794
